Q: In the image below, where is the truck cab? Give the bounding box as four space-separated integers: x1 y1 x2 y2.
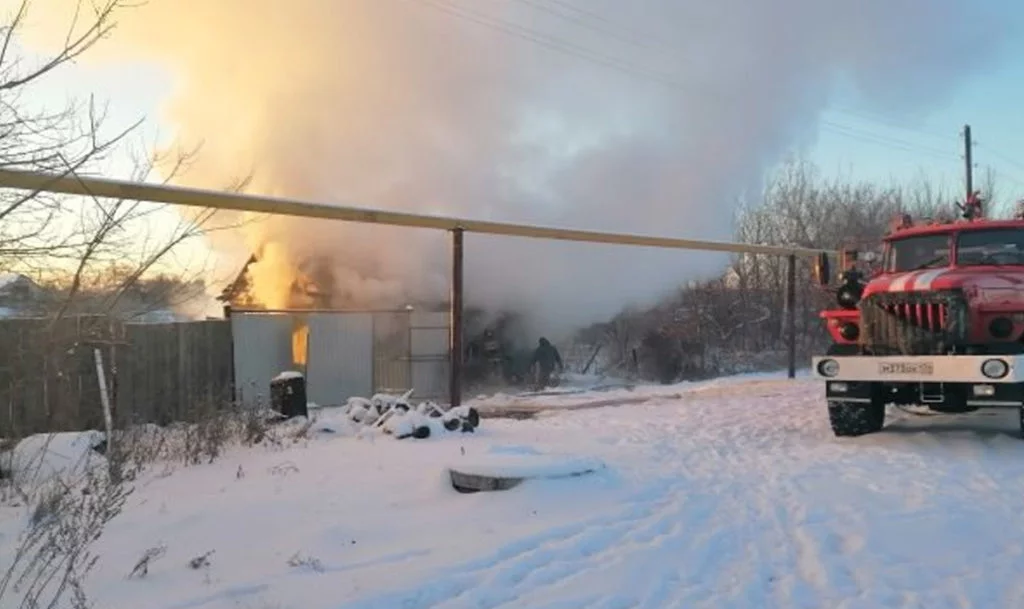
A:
811 198 1024 437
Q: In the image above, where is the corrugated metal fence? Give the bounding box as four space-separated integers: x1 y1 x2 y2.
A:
0 310 449 436
230 309 450 408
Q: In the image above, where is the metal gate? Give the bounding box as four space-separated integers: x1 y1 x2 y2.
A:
230 312 293 408
409 311 449 402
305 312 374 407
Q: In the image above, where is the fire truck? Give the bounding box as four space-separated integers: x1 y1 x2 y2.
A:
810 193 1024 437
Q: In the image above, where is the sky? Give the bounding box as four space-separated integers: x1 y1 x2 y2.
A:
25 3 1022 207
12 0 1024 324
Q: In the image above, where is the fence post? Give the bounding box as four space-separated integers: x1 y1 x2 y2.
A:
787 253 797 378
449 228 464 407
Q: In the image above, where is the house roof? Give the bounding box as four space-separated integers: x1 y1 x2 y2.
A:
0 272 22 289
218 255 258 302
0 272 39 293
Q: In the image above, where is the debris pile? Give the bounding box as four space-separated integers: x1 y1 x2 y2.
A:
344 390 480 440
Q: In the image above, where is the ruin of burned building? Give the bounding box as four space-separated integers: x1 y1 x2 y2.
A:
218 253 344 310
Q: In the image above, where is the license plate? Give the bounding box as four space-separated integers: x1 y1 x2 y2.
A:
878 362 934 375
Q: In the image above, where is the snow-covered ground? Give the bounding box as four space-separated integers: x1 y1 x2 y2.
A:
4 373 1024 609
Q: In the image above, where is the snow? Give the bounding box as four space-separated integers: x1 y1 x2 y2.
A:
272 370 304 381
469 368 810 415
448 451 605 479
0 430 106 488
0 272 20 290
4 374 1024 608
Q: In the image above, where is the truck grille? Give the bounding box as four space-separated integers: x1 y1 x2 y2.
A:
859 290 968 355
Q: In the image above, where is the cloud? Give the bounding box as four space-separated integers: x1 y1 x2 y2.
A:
21 0 1013 335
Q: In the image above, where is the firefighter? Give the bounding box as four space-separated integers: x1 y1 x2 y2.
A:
482 329 501 361
531 337 564 389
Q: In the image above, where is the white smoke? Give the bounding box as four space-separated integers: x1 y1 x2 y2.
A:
22 0 1012 336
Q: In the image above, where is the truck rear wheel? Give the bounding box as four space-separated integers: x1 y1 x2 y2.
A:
828 399 885 437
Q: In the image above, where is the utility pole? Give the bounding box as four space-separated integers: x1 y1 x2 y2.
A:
786 254 796 379
449 228 464 408
963 124 973 199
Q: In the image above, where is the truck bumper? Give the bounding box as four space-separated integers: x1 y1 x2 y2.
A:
811 354 1024 408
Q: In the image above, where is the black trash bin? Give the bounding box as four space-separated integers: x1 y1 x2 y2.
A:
270 371 308 419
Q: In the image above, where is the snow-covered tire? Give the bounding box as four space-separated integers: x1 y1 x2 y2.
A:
828 400 885 437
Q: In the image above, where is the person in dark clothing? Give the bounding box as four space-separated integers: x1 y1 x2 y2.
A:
531 337 564 388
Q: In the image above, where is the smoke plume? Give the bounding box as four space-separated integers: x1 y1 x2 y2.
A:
26 0 1010 336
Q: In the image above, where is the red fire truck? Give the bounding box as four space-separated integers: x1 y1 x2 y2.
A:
811 193 1024 436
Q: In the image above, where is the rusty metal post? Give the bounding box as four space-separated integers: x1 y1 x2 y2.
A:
449 228 465 407
786 253 797 379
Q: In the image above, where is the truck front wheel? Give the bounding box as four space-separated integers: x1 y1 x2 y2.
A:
828 399 885 437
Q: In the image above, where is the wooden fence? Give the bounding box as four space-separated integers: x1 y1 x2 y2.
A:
0 316 233 437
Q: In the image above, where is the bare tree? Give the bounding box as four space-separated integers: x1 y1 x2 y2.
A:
0 3 246 608
579 156 992 382
0 0 136 268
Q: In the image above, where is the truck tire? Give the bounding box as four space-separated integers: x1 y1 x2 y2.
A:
828 399 885 437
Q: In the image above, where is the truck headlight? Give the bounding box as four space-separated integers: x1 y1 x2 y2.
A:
981 358 1009 379
973 384 996 397
817 359 839 377
836 284 862 310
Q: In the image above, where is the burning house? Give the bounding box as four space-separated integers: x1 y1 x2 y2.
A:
218 246 541 393
218 252 341 311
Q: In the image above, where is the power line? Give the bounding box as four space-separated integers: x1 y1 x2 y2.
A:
534 0 620 28
517 1 964 147
975 141 1024 175
818 121 961 163
822 120 959 158
410 0 685 87
983 166 1024 190
507 0 661 51
409 0 979 163
825 106 958 144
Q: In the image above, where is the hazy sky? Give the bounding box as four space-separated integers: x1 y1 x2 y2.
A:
13 0 1024 329
24 3 1021 196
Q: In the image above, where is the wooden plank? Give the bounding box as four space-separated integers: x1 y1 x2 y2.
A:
0 317 237 433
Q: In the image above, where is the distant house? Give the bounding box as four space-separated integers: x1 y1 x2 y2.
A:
0 273 46 317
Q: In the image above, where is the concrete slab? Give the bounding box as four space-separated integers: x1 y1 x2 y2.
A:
447 453 604 493
475 394 677 419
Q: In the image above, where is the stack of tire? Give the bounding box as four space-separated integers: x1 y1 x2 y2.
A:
345 394 480 440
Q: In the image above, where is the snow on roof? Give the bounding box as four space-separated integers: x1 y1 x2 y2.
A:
0 273 22 289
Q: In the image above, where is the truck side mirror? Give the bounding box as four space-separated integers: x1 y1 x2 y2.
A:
812 252 830 286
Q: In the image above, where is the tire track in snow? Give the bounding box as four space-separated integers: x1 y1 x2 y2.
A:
427 479 702 609
341 380 1024 609
337 480 680 609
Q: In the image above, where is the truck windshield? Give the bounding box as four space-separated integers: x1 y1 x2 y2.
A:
884 234 950 272
957 227 1024 266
